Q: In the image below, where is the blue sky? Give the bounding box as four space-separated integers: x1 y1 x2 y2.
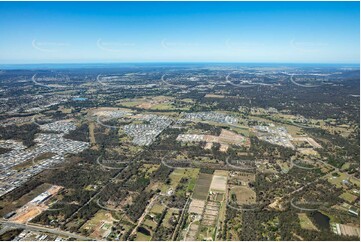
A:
0 1 359 64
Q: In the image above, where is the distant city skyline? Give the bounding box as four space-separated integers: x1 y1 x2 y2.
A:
0 1 359 64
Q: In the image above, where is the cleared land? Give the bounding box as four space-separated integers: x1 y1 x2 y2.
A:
298 213 318 231
210 170 228 192
204 94 225 98
188 199 205 215
230 186 256 205
337 224 360 237
89 122 96 144
89 107 133 116
177 129 250 152
0 183 53 216
80 210 116 240
228 172 255 186
185 223 200 241
9 185 62 224
192 173 213 200
202 201 220 226
339 192 358 203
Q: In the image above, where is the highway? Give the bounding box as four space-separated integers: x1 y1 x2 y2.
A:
0 219 91 241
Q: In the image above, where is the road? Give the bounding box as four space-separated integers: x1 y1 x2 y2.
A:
171 196 191 241
0 219 91 240
130 194 159 237
183 215 200 241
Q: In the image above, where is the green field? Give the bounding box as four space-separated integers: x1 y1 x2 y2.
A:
298 213 318 231
143 218 157 230
339 192 358 203
150 203 166 214
161 168 199 193
162 208 179 228
327 172 352 188
135 231 151 241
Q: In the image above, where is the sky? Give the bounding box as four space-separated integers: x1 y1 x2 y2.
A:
0 1 359 64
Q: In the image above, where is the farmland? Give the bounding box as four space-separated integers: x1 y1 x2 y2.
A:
0 63 359 241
